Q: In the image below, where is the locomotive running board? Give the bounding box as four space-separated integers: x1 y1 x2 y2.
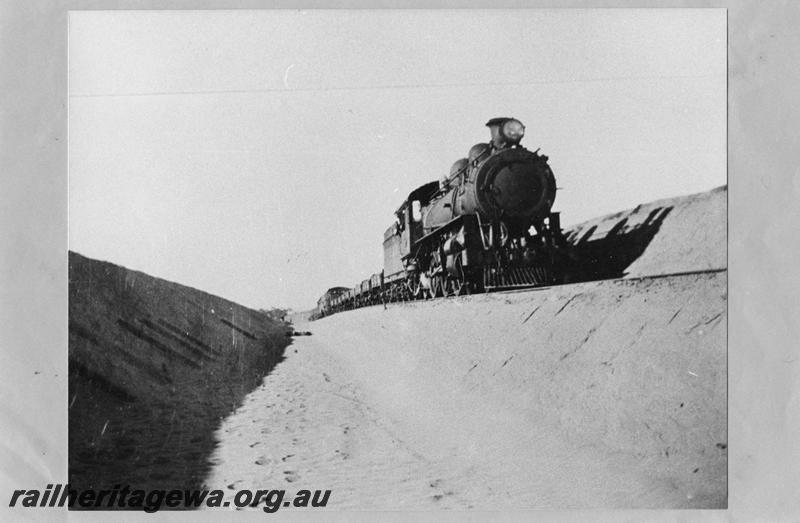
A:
483 266 552 291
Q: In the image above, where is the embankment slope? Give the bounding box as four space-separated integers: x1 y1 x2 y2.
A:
565 185 726 280
68 251 290 494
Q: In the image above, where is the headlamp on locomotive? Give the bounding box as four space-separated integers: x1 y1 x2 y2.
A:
487 117 526 147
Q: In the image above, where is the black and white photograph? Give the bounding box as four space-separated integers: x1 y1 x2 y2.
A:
7 2 799 520
63 8 728 511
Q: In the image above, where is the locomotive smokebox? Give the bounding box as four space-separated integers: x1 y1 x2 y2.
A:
422 117 558 237
423 147 557 233
469 147 557 221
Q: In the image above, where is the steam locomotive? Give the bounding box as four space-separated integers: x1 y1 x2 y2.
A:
313 117 566 319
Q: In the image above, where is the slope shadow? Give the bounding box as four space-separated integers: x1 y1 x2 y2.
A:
564 206 673 282
67 252 292 510
68 340 290 510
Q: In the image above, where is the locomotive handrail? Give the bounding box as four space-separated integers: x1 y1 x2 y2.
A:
475 213 493 250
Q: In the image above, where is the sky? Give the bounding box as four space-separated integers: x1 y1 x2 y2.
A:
68 9 726 311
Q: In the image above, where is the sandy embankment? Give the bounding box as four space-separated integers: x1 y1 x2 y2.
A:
68 252 290 495
206 186 726 509
566 186 726 280
207 270 725 509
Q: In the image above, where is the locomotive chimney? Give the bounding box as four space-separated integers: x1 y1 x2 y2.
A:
485 117 508 149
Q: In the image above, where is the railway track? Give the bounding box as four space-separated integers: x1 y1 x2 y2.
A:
491 267 728 295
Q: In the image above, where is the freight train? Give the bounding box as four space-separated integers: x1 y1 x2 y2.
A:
312 117 566 319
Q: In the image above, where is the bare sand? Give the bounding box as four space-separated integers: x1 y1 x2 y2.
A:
206 272 726 509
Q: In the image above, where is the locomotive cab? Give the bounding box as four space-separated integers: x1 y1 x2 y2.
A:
401 181 439 249
382 181 439 278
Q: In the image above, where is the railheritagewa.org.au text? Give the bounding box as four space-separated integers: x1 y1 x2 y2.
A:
9 484 331 512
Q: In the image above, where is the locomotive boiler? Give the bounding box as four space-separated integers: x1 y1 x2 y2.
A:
315 117 566 318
